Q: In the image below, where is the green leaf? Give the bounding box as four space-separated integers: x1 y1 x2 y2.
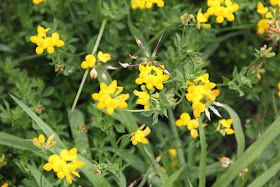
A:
0 132 38 152
10 94 65 148
27 164 52 187
163 166 184 187
212 116 280 187
248 161 280 187
221 104 245 157
68 109 91 159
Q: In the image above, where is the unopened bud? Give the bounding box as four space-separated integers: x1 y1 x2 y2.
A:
101 72 108 82
90 68 98 79
33 138 42 148
47 134 55 144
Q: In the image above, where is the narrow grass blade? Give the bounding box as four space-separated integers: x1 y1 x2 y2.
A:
212 116 280 187
68 109 91 159
222 104 245 157
10 94 65 148
248 161 280 187
27 164 52 187
163 166 184 187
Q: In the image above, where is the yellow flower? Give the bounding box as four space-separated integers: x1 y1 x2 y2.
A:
168 149 177 157
92 80 129 115
98 51 111 63
217 119 235 136
33 134 56 151
30 26 64 54
1 183 8 187
43 148 84 184
33 0 47 5
135 63 169 90
0 154 7 169
131 0 164 9
81 55 96 69
257 19 269 34
131 124 151 145
257 2 268 15
176 113 199 139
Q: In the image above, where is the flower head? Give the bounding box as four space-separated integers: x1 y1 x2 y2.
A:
33 134 56 151
217 119 234 136
92 80 129 115
219 156 231 167
131 124 151 145
30 26 64 55
131 0 164 9
98 51 111 63
43 148 84 184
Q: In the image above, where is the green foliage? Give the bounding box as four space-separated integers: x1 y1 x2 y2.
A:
1 0 280 186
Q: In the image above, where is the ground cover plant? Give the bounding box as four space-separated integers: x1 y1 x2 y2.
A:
1 0 280 186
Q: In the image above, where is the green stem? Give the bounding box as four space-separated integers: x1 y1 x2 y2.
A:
272 90 279 118
111 134 130 161
187 139 195 167
58 49 86 57
71 19 107 112
117 108 152 113
214 23 256 34
40 151 44 187
199 117 207 187
168 108 186 165
71 69 89 112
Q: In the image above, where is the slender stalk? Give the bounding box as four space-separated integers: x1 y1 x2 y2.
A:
199 117 207 187
40 151 44 187
71 19 107 112
168 108 186 165
117 108 152 113
214 23 256 34
187 139 195 167
272 90 279 118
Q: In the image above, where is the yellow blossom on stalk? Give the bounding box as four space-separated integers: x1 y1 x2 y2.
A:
33 134 56 151
0 154 7 169
98 51 111 63
1 183 8 187
176 113 199 139
30 26 64 55
131 124 151 145
185 73 220 118
43 148 84 184
217 119 234 136
33 0 47 5
81 55 96 69
131 0 164 9
168 149 177 157
92 80 129 115
257 19 270 34
257 2 268 15
135 63 169 90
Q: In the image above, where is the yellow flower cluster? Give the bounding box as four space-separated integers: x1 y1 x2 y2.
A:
217 119 234 136
131 124 151 145
81 51 111 69
33 0 47 5
32 134 56 151
198 0 239 24
175 113 199 139
43 148 84 184
277 82 280 97
256 2 278 34
131 0 164 9
30 26 64 55
1 183 8 187
92 80 129 115
185 73 220 118
135 63 169 90
133 86 159 109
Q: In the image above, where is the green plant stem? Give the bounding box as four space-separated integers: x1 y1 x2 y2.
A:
117 108 152 113
272 90 279 118
111 134 130 161
199 117 207 187
40 151 44 187
71 19 107 112
168 108 186 165
187 139 195 167
214 23 256 34
58 49 86 56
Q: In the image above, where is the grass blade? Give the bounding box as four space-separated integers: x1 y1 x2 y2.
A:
212 116 280 187
27 164 52 187
222 104 245 157
10 94 65 148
